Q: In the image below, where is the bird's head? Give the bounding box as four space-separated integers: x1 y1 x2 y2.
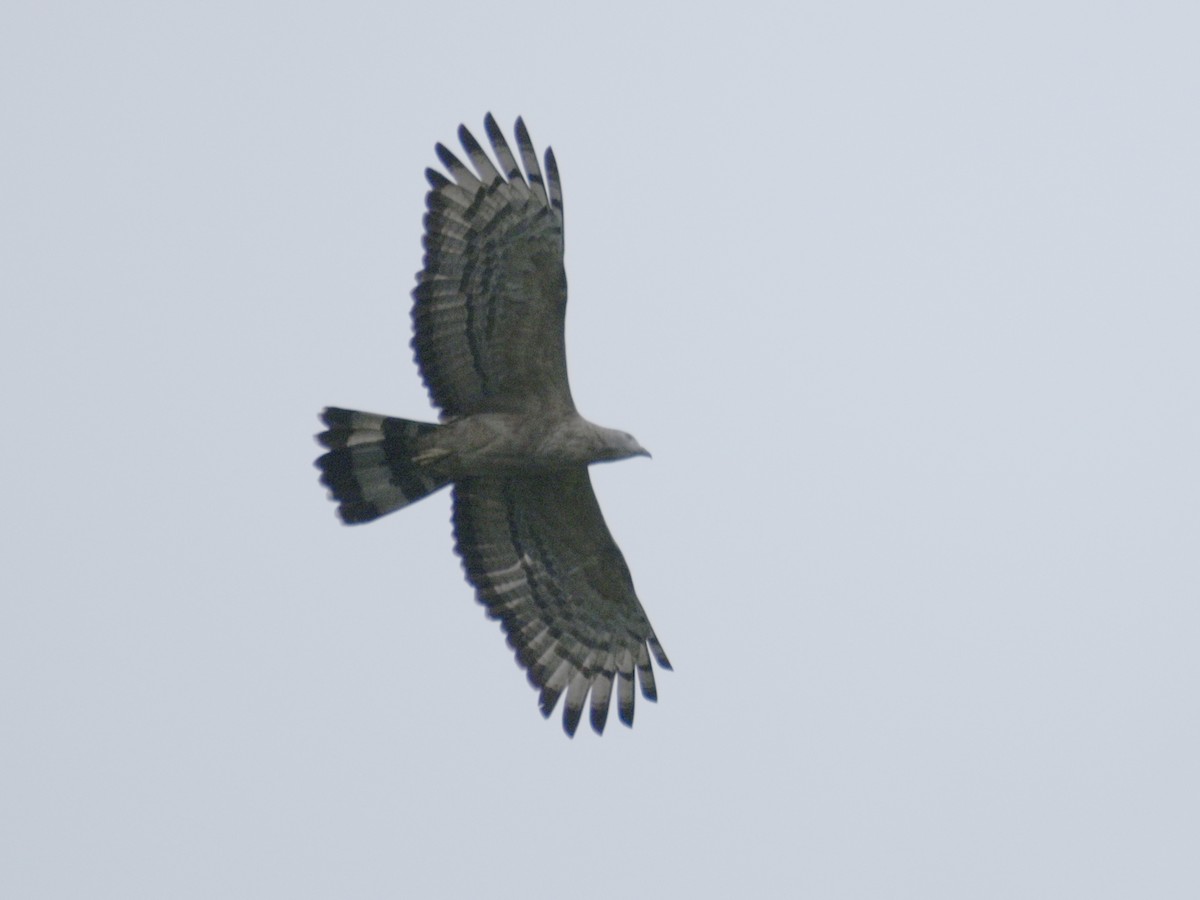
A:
594 426 651 462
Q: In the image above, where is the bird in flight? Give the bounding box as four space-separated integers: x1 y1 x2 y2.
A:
315 115 671 736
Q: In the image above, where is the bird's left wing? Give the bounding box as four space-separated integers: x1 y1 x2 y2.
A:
451 469 671 736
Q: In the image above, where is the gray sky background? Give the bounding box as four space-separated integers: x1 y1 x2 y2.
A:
3 2 1198 897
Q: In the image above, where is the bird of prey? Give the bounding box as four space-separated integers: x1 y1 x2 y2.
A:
315 115 671 736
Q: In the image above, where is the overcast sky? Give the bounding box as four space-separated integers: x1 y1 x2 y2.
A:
3 2 1198 897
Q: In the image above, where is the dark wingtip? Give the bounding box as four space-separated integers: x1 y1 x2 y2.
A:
457 123 481 154
434 142 464 176
650 637 673 670
590 702 609 736
562 703 582 737
513 117 532 152
538 683 562 720
618 702 634 728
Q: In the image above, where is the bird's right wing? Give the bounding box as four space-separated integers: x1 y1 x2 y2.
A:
412 115 574 419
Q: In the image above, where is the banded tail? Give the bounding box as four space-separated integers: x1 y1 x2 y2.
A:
315 407 451 524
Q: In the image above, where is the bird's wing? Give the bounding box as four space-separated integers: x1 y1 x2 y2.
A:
451 469 671 735
412 115 573 418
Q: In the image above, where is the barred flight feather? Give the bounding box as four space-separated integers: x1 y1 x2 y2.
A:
451 472 670 735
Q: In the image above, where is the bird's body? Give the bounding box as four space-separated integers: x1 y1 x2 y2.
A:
424 412 649 474
316 115 670 736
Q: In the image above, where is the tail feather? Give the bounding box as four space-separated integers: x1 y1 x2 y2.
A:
315 407 450 524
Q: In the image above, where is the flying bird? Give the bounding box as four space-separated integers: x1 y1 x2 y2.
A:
315 115 671 736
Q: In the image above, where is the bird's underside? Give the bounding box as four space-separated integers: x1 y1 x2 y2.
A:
315 115 670 736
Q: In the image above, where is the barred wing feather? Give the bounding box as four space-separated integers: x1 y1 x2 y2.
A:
452 469 671 736
413 115 573 418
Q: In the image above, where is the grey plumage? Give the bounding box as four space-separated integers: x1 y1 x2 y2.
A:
316 115 670 736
